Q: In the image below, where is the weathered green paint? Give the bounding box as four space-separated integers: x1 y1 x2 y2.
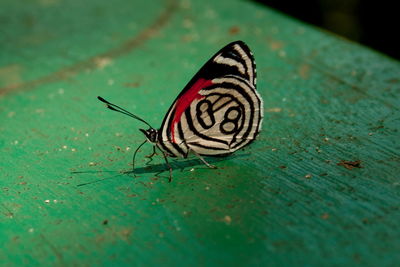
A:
1 0 399 266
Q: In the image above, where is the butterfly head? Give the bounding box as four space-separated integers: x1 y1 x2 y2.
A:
140 128 158 143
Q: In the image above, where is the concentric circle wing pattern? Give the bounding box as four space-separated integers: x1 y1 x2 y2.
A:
158 41 263 157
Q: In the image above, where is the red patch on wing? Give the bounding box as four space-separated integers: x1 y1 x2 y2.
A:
170 78 213 143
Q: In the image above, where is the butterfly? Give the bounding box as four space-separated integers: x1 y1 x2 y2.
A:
98 41 263 181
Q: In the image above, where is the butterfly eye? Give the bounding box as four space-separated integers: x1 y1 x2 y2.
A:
150 130 157 142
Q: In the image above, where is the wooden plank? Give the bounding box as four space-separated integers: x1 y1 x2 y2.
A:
1 0 399 265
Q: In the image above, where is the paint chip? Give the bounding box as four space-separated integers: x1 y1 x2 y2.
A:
337 160 362 170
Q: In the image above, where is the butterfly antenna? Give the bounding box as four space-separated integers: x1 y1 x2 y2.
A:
97 96 153 128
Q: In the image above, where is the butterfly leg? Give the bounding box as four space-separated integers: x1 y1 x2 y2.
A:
157 147 173 182
144 146 158 166
191 149 217 169
145 146 157 158
132 140 147 176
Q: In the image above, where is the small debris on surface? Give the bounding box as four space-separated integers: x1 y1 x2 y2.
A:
229 26 240 35
337 160 362 170
298 64 310 79
223 215 232 225
267 107 282 113
321 213 330 220
102 219 108 225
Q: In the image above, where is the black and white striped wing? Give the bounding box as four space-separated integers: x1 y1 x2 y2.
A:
157 41 263 157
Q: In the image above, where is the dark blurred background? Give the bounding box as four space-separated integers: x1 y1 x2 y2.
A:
255 0 398 60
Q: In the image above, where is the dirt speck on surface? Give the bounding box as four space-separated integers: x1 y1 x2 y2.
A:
229 26 240 35
321 213 330 220
298 64 310 79
337 160 362 170
124 82 141 88
267 107 282 113
223 215 232 225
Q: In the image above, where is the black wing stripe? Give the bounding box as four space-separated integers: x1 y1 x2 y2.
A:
158 41 262 158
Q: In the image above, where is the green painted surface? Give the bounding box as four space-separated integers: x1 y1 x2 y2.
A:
1 0 399 266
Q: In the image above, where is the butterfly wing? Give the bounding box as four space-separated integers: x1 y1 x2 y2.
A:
158 41 263 157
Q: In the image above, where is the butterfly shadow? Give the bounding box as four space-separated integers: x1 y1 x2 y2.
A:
72 154 247 186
